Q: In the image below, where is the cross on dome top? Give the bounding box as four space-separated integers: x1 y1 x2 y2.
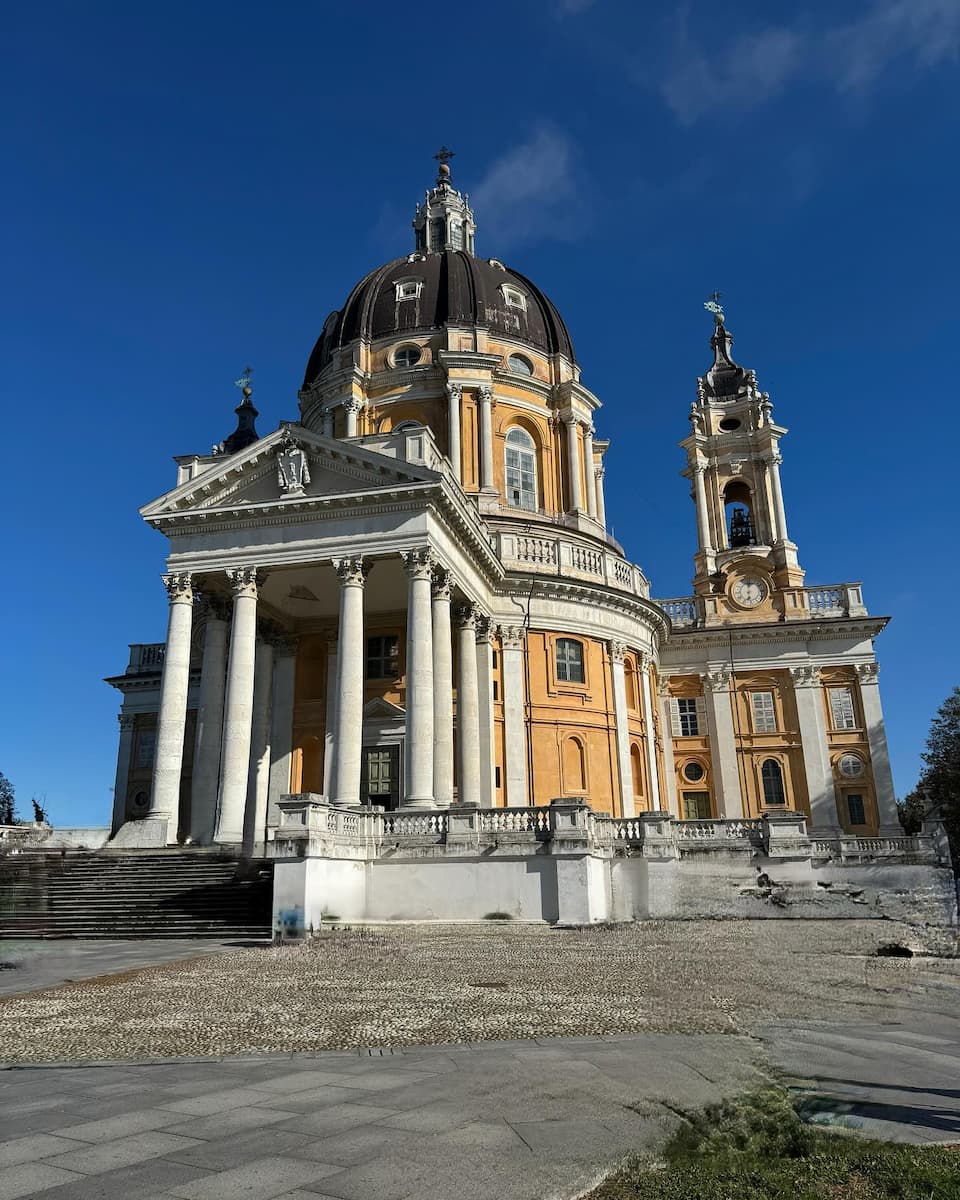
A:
413 148 476 255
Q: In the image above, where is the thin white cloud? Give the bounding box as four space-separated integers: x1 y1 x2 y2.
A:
470 129 588 252
660 0 960 123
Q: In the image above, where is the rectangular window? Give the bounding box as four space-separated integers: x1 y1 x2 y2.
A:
830 687 857 730
450 222 464 249
492 681 499 701
367 749 393 796
366 635 399 679
135 730 156 770
676 697 700 736
556 638 585 684
682 791 711 819
495 767 501 789
430 218 446 251
751 691 777 733
846 793 866 825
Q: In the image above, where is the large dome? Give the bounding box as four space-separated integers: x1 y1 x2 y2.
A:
303 250 576 386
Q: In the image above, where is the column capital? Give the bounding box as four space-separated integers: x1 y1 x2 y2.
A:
162 573 193 603
701 669 731 693
498 624 526 649
855 662 880 685
763 451 783 467
608 639 627 664
583 423 596 438
226 566 263 599
477 384 493 404
446 383 462 401
402 547 435 581
455 602 479 631
789 665 821 688
118 713 136 731
342 396 364 415
638 649 654 672
475 613 494 644
656 675 672 698
431 566 452 601
595 465 605 479
334 556 371 587
563 413 579 428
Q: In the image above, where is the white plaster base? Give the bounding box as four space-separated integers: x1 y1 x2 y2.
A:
108 818 170 848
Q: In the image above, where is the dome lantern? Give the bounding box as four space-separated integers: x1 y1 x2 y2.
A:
412 147 476 255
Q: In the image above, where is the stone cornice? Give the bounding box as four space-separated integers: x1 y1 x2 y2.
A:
498 575 669 641
663 615 890 650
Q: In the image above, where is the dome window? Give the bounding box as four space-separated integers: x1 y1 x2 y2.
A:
395 280 423 302
505 426 537 511
450 222 464 250
501 285 527 311
392 345 422 368
508 353 534 377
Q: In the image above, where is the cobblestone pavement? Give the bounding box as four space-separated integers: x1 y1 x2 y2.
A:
0 921 957 1064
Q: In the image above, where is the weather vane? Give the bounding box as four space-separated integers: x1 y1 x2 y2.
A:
234 365 253 393
433 146 455 166
704 291 724 323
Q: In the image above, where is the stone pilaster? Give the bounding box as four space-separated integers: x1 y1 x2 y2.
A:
446 385 462 482
475 614 496 809
657 677 679 818
609 641 634 818
791 665 840 831
564 416 582 513
583 424 597 519
331 557 370 805
111 714 136 834
431 569 454 807
856 662 901 834
499 625 528 807
455 604 482 806
594 466 607 528
149 572 194 844
402 549 435 807
478 386 495 491
702 669 743 818
765 452 790 544
639 652 663 814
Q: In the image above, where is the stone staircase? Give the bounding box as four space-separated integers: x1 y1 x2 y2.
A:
0 851 274 939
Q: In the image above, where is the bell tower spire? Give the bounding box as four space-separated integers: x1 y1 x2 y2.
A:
680 301 805 624
412 147 476 255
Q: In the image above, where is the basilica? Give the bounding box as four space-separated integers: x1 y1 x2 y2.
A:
102 155 944 928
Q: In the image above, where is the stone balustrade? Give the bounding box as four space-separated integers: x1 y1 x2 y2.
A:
496 532 651 599
653 582 868 629
127 643 166 673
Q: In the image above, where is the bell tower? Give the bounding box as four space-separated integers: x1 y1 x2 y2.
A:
680 300 806 625
412 147 476 255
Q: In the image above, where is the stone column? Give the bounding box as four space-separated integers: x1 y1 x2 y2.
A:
189 596 229 845
790 666 839 830
702 670 743 818
456 604 482 806
111 714 136 834
609 641 634 818
595 466 607 528
658 679 680 818
564 417 582 513
431 569 454 807
343 396 362 438
446 384 462 482
692 462 712 554
331 557 370 805
856 663 901 834
639 654 663 813
765 452 790 544
500 625 528 807
478 385 495 491
476 615 496 809
583 424 597 519
148 572 194 843
322 635 338 798
321 409 334 438
214 567 262 844
242 633 274 857
402 549 435 807
267 636 297 826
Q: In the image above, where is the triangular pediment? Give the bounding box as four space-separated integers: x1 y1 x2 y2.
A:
141 424 440 520
362 697 406 718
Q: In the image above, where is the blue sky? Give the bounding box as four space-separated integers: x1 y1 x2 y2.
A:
2 0 958 825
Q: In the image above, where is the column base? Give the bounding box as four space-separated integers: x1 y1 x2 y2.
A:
109 818 170 848
402 796 437 809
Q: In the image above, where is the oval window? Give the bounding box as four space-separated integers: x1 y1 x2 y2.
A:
393 346 421 368
838 754 864 778
508 354 533 376
719 417 742 431
683 761 705 783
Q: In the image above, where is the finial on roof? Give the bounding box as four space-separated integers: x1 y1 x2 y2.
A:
214 365 260 455
704 291 724 326
433 145 455 185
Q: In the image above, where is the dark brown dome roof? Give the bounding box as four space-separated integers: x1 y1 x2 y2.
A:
303 250 576 386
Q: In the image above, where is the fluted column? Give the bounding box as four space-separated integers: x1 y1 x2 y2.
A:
639 654 663 813
214 567 262 844
402 549 435 807
446 385 462 482
609 641 634 817
242 632 274 857
500 625 528 807
856 663 900 834
765 452 789 543
111 714 136 834
456 604 482 806
431 569 454 807
791 666 839 830
595 466 607 528
149 572 194 843
189 596 229 845
702 670 743 818
331 557 370 805
658 678 679 818
267 635 298 826
478 385 495 491
476 615 496 809
565 417 582 513
583 424 597 519
343 396 362 438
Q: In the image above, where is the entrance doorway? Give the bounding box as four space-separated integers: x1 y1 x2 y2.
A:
360 744 401 809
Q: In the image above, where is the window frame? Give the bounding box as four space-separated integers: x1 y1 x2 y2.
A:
682 791 712 820
829 686 858 731
505 425 538 511
501 285 527 311
845 792 867 827
365 633 400 680
673 697 703 737
507 353 534 376
556 637 586 685
394 280 423 303
760 757 786 806
750 690 777 733
391 344 422 368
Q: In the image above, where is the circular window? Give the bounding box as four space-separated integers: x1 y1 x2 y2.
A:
838 754 865 778
508 354 534 376
683 761 705 783
719 417 742 431
393 346 421 368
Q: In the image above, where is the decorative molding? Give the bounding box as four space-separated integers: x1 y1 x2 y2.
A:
455 602 479 631
276 428 311 497
334 556 371 587
475 613 494 644
477 385 493 405
638 650 654 672
118 713 136 731
162 572 193 603
402 547 435 581
226 566 263 599
445 383 462 403
789 665 820 688
855 662 880 685
431 566 452 601
498 624 526 649
608 639 627 664
342 396 364 415
701 669 731 693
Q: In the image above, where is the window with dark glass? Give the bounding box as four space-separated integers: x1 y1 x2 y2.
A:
556 638 585 684
676 697 700 736
505 426 537 511
450 222 464 249
366 635 399 679
682 791 711 819
430 218 446 251
846 793 866 825
392 346 421 368
761 758 786 805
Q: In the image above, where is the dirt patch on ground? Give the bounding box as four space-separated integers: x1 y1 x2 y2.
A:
0 920 957 1063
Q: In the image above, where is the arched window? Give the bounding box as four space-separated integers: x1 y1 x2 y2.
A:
563 736 587 792
507 353 533 376
630 744 643 797
505 426 537 511
723 481 755 547
761 758 786 806
556 637 585 684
